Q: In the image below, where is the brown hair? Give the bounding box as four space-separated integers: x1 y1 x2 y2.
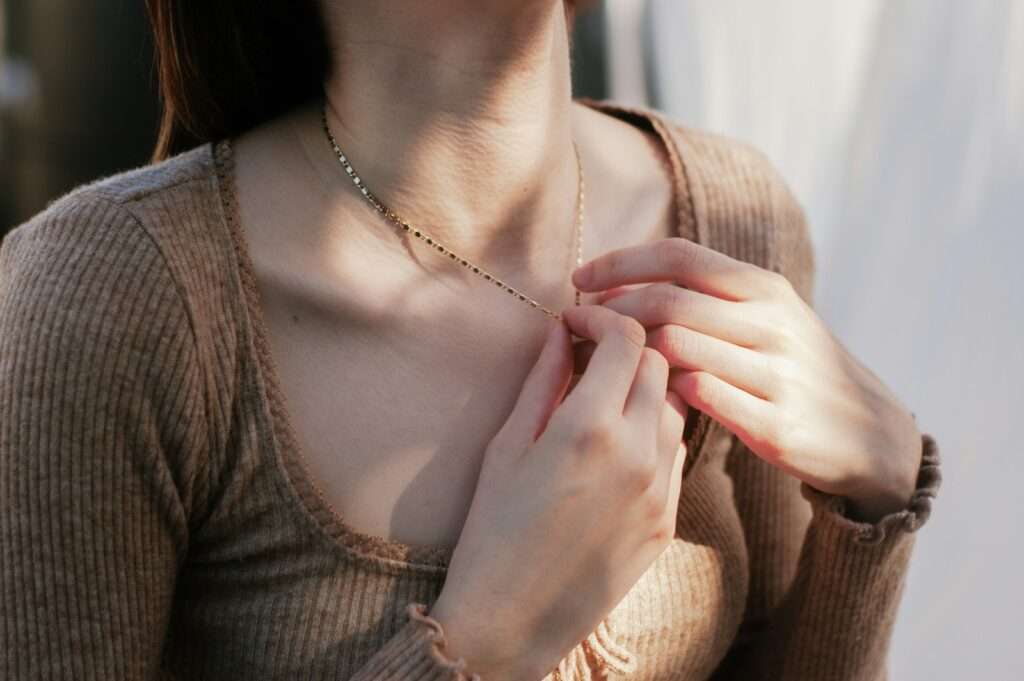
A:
146 1 584 163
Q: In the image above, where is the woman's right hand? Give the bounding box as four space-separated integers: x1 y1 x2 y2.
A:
428 305 688 681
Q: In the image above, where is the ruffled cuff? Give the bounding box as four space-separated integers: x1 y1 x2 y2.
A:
799 432 942 545
350 602 482 681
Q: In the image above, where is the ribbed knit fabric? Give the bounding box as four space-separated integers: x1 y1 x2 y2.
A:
0 98 942 681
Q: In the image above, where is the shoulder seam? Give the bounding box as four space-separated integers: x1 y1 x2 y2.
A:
81 193 203 357
94 146 212 206
44 144 214 212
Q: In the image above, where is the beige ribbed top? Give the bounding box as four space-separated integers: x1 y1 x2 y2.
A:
0 98 941 681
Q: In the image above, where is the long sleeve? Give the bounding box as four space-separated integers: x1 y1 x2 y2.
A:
707 156 944 680
0 194 205 679
0 191 491 681
349 603 484 681
710 433 941 681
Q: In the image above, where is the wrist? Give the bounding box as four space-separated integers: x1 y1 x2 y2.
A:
427 596 541 681
843 483 915 523
843 426 924 523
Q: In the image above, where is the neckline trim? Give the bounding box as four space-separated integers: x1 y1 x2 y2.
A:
210 96 710 572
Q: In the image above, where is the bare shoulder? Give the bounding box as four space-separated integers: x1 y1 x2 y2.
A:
569 99 814 301
569 99 677 251
570 98 675 191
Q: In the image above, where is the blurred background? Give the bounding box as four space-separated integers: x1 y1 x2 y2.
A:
1 1 1020 678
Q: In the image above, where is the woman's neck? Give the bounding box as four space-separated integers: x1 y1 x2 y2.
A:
310 1 581 267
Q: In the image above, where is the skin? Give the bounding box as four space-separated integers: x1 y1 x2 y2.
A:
431 309 689 681
230 0 922 677
232 0 675 551
572 242 924 522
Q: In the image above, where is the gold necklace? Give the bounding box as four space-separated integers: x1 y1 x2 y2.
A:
320 101 584 321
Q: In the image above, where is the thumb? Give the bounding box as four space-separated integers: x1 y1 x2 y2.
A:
493 317 574 453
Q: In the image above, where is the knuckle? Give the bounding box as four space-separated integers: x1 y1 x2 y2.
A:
642 490 665 522
659 238 700 273
683 371 715 407
571 418 620 456
772 412 800 455
746 304 792 352
650 520 674 547
755 419 786 462
763 269 794 296
745 411 789 463
649 283 683 320
623 458 658 493
770 322 801 354
775 355 801 391
744 314 775 349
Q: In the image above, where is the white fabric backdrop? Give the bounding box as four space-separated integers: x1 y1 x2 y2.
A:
604 1 1023 678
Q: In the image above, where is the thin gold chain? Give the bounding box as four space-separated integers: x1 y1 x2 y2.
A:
320 101 584 320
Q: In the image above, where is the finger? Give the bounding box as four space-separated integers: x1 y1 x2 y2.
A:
599 282 764 348
650 390 687 517
657 390 687 470
572 237 770 301
559 304 646 415
572 317 776 401
595 284 644 305
664 384 688 424
664 437 686 529
647 324 777 401
623 347 670 425
496 317 574 451
668 370 778 462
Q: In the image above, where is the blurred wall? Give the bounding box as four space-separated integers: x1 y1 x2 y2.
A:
621 0 1022 678
0 0 161 233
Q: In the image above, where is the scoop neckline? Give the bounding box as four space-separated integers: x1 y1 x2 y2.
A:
210 96 707 572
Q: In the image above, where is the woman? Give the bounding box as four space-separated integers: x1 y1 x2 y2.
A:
0 1 941 679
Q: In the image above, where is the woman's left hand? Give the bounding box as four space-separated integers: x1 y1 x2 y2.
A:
568 237 923 522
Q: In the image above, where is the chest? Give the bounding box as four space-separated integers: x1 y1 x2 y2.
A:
170 428 748 681
251 209 677 550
